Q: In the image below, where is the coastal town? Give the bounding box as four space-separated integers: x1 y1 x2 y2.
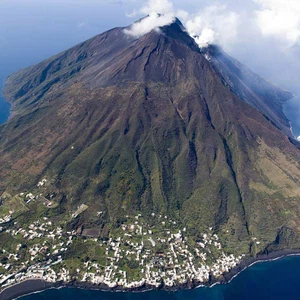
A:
0 185 246 293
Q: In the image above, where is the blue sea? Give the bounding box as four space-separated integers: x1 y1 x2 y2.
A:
1 4 300 300
18 256 300 300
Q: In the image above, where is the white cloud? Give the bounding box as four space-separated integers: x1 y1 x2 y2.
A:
123 0 175 38
185 5 239 47
254 0 300 45
124 0 239 48
124 12 175 37
194 28 215 48
176 9 189 22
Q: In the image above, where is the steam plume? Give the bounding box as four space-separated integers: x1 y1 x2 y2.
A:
124 0 238 49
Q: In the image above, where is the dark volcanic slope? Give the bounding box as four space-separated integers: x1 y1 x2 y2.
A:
2 19 300 254
202 45 293 136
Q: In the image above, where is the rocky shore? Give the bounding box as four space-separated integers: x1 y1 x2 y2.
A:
1 249 300 300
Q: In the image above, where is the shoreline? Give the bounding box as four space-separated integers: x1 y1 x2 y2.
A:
216 248 300 286
1 248 300 300
0 93 11 126
0 76 12 123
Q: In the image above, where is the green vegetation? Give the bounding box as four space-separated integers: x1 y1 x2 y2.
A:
1 16 300 292
0 209 246 289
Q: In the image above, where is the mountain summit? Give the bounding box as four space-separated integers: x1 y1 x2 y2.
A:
1 18 300 261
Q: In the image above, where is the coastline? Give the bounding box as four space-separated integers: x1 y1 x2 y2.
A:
217 248 300 285
0 87 11 126
2 248 300 300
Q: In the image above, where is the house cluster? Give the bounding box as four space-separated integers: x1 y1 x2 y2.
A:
0 214 12 225
0 216 75 289
24 193 36 204
6 219 67 243
75 214 244 288
0 213 244 292
20 180 55 207
37 179 47 187
0 257 70 288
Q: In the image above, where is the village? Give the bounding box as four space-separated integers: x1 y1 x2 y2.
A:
0 197 246 291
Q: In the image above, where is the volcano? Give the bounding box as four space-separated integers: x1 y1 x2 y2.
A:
1 18 300 256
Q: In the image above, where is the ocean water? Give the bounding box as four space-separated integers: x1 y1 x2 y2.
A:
0 66 10 126
0 91 10 125
0 1 128 127
20 256 300 300
283 96 300 138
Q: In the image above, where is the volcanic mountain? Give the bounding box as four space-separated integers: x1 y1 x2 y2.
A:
1 18 300 255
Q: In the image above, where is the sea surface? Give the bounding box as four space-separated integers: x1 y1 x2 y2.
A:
19 256 300 300
0 79 10 125
283 96 300 138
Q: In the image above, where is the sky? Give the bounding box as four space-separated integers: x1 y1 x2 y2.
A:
0 0 300 131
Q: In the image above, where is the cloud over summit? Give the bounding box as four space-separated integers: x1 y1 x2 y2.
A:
122 0 300 122
123 0 175 38
124 0 238 48
124 12 175 38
